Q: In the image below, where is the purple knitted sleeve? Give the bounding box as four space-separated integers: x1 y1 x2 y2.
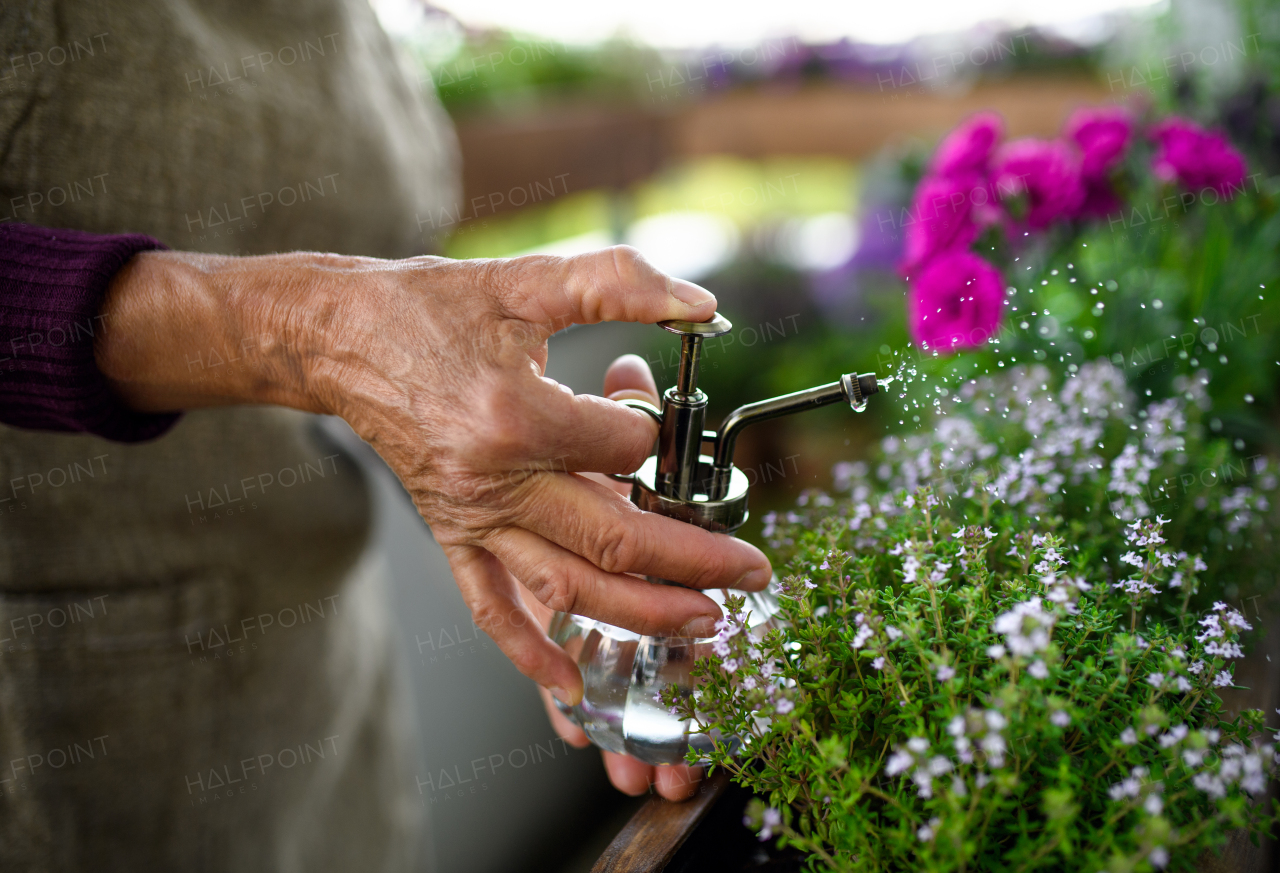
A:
0 223 181 442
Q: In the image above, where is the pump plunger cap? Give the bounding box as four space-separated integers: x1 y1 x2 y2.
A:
658 313 733 337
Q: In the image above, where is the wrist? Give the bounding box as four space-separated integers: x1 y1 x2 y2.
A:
215 250 364 414
95 250 364 414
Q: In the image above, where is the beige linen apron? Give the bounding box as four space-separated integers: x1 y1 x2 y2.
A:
0 1 459 870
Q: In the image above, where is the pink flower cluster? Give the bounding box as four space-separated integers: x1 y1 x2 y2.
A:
1150 118 1248 198
900 108 1247 354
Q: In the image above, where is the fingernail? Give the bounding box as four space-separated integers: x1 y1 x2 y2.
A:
737 567 773 591
678 615 719 638
549 686 577 706
670 279 716 309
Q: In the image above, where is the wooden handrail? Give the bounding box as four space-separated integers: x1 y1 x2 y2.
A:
590 770 731 873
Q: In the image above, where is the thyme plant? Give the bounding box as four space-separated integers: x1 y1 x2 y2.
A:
661 360 1279 872
828 358 1277 622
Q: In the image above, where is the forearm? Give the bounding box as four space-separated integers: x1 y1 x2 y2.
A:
94 249 371 415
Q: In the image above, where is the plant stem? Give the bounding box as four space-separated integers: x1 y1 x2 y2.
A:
928 581 945 640
1014 834 1061 872
862 785 917 821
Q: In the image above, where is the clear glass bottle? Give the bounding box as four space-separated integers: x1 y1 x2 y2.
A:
549 581 783 765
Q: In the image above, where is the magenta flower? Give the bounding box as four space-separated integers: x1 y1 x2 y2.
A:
898 112 1008 276
898 173 987 277
1150 117 1247 199
992 138 1085 229
908 251 1005 352
1065 106 1132 216
1065 107 1133 180
930 111 1004 178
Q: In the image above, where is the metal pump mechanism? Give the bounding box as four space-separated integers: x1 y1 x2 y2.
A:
547 313 880 765
615 314 879 533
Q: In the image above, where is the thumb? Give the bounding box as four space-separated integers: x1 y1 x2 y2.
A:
603 354 660 404
505 246 717 330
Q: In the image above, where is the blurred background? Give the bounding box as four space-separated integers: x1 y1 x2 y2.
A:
350 0 1280 869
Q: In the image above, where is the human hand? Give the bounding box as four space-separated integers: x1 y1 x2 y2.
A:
96 246 772 707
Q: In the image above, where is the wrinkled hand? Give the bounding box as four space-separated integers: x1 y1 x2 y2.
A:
327 248 772 705
98 245 772 709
